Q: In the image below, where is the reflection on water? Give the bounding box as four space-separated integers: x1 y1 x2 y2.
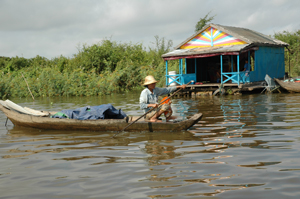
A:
1 92 300 198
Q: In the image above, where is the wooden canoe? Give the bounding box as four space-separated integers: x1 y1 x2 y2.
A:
275 78 300 93
0 104 202 132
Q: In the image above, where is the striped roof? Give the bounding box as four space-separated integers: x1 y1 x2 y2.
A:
162 24 288 59
176 23 288 49
180 26 247 49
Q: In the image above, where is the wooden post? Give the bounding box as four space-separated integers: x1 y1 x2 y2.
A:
220 55 223 83
185 58 187 74
22 73 34 101
165 60 168 86
180 59 183 84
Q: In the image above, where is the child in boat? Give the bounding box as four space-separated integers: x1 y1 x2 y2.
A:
160 96 177 121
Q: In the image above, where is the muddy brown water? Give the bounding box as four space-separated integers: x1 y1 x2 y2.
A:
1 92 300 199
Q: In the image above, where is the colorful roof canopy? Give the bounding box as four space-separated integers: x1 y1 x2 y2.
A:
162 23 289 60
181 27 247 49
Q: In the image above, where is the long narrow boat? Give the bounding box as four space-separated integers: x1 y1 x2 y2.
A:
0 102 202 132
275 78 300 93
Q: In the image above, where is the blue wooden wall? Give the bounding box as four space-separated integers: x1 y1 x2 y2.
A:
249 46 285 82
165 46 286 86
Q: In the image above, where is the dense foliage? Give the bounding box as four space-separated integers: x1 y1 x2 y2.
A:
0 36 178 99
1 30 299 99
274 30 300 77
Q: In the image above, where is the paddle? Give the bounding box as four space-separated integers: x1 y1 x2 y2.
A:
112 81 192 138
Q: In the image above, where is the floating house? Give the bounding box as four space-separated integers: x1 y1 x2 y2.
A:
162 24 289 92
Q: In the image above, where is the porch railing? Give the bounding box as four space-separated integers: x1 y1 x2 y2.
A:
222 71 249 85
166 74 182 86
165 72 249 86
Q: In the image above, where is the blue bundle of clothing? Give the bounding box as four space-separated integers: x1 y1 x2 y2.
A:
51 104 127 120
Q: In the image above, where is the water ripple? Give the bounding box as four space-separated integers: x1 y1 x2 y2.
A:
1 93 300 198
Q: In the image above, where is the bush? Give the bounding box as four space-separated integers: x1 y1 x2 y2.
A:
274 30 300 77
0 36 178 99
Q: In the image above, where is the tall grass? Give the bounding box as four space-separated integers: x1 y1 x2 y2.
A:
0 36 177 99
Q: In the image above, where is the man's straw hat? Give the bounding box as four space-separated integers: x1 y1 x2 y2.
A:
142 75 158 86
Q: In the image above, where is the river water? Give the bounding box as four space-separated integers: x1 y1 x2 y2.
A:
0 91 300 199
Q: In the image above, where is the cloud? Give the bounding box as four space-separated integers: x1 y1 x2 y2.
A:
0 0 299 59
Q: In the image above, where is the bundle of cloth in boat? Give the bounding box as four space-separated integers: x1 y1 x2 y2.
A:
284 77 300 83
51 104 127 120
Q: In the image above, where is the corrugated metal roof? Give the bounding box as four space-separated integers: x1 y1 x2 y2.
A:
210 24 288 46
162 23 289 59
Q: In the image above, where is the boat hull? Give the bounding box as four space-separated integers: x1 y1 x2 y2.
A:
0 105 202 132
275 78 300 93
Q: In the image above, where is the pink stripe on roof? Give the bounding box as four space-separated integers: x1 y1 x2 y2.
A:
193 37 211 42
214 33 229 41
214 39 244 45
183 43 211 47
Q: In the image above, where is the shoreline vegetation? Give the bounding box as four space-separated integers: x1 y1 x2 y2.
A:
0 36 176 99
1 31 299 99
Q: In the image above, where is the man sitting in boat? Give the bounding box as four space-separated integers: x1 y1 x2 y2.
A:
139 75 186 122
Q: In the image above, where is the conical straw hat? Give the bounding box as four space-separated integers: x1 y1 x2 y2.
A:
142 75 158 86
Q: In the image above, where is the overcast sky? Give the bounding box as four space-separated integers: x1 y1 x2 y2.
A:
0 0 299 59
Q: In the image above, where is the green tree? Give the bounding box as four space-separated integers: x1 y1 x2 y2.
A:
149 35 173 68
195 11 215 33
274 30 300 77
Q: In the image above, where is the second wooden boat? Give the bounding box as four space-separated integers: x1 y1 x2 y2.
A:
275 78 300 93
